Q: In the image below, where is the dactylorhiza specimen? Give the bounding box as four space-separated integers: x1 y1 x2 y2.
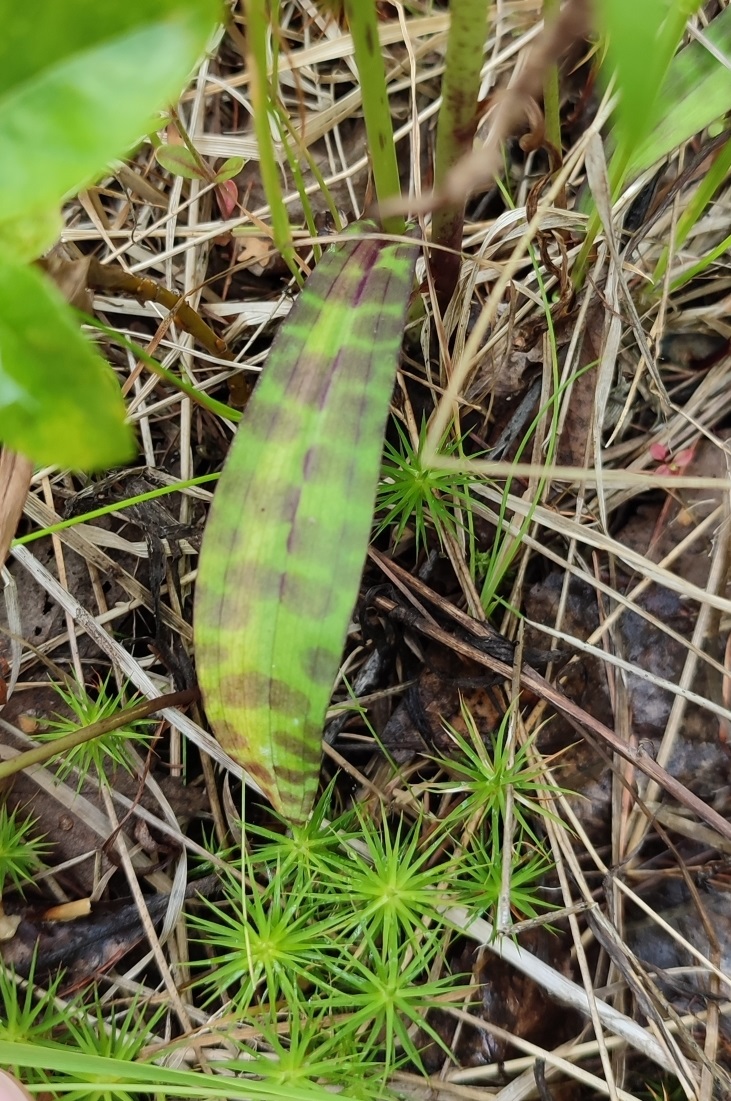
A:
194 225 418 825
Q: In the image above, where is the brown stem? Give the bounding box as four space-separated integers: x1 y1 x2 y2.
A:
86 260 233 361
430 0 491 311
0 688 198 781
380 0 590 224
0 449 32 568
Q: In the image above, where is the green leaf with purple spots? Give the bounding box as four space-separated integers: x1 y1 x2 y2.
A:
194 223 417 823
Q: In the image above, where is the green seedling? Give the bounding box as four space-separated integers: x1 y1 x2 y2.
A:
194 860 344 1015
331 809 456 956
194 222 417 824
0 805 48 899
375 419 480 556
454 831 555 922
0 1039 371 1101
321 934 457 1076
38 676 154 790
59 998 167 1101
155 111 244 219
426 700 562 857
155 144 243 186
192 793 499 1082
223 1008 388 1101
0 960 66 1088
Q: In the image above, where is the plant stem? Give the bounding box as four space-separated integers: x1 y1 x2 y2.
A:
0 689 198 780
12 471 220 547
88 319 243 421
344 0 404 234
242 0 301 282
40 256 240 396
430 0 491 310
542 0 564 205
87 260 233 360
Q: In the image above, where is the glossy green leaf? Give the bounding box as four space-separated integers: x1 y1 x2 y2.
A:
155 143 205 180
0 207 62 264
214 156 246 183
195 224 417 823
0 258 134 469
0 0 220 231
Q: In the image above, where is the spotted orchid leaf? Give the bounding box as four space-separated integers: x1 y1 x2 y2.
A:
194 223 417 823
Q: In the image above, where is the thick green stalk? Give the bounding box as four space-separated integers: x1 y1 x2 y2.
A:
431 0 491 310
0 690 196 781
243 0 301 282
542 0 563 191
344 0 403 233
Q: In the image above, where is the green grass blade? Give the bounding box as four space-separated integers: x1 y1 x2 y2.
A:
627 5 731 178
242 0 301 283
194 224 417 823
669 228 731 291
0 1039 366 1101
652 135 731 286
12 472 219 547
343 2 403 233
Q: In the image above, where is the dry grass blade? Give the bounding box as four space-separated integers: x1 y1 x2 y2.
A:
0 450 32 568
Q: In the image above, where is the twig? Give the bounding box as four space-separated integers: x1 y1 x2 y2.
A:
0 689 197 780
